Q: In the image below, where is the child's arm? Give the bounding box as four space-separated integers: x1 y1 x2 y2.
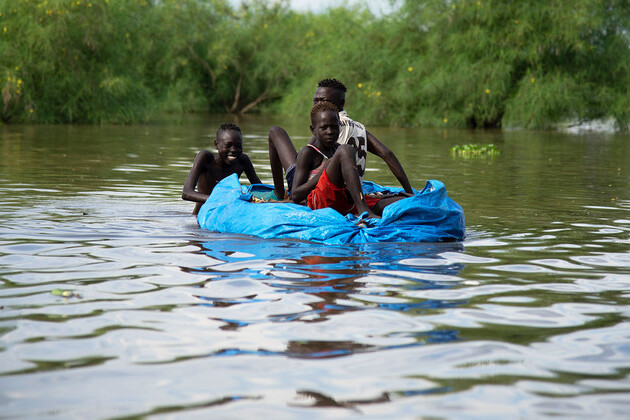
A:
240 154 262 184
290 148 325 203
366 130 414 194
182 151 212 204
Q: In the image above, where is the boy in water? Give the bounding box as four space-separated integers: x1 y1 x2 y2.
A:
182 123 261 214
291 102 380 218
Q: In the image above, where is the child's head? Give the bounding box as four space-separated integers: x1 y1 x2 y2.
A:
215 123 243 164
310 101 340 148
314 78 347 110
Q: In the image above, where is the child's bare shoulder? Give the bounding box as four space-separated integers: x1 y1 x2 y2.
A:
195 149 217 165
297 145 315 156
235 152 253 166
195 149 214 160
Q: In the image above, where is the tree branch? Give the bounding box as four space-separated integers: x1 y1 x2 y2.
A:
187 45 216 88
239 90 268 115
229 75 242 113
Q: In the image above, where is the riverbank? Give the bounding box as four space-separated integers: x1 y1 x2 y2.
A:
2 0 628 129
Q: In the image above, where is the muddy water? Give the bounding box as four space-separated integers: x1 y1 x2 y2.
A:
1 114 629 418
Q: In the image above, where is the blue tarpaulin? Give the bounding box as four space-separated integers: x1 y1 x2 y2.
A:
197 174 465 244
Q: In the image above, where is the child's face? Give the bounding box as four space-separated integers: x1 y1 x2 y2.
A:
310 110 340 149
215 130 243 164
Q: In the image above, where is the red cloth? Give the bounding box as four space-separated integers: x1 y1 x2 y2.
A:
365 194 380 209
307 169 379 215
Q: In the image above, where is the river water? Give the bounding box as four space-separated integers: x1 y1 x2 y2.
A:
1 114 629 419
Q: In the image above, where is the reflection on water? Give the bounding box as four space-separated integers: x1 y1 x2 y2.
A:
186 239 465 360
0 115 629 418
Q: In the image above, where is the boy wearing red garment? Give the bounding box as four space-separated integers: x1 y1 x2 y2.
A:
267 78 413 205
291 102 379 218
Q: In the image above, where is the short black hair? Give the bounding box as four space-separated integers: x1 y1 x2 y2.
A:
310 101 339 118
317 78 347 93
216 123 241 139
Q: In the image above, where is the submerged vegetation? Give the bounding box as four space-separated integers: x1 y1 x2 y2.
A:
1 0 629 129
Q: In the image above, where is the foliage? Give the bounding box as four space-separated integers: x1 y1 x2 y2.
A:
1 0 157 123
393 0 630 129
1 0 629 129
51 288 82 298
450 143 500 158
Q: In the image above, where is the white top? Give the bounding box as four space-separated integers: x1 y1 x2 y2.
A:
337 111 367 182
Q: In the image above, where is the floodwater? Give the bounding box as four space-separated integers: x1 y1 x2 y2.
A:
1 113 629 419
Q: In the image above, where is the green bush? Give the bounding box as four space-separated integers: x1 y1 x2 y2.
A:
1 0 628 129
1 0 156 123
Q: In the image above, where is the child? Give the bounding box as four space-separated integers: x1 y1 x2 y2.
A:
290 102 380 219
267 78 414 201
182 123 261 214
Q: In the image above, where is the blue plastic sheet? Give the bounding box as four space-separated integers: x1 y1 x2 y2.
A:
197 174 465 244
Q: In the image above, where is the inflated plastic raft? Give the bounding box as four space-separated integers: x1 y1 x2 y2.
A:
197 174 465 244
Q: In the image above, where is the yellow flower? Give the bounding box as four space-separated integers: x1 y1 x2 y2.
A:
125 33 130 38
452 4 456 9
263 23 268 29
15 66 19 71
357 83 363 89
17 79 23 85
485 88 490 94
3 27 7 33
443 117 448 123
29 109 34 113
376 91 381 96
408 66 413 72
531 77 535 83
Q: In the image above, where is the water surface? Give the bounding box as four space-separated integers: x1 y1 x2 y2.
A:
1 114 629 418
